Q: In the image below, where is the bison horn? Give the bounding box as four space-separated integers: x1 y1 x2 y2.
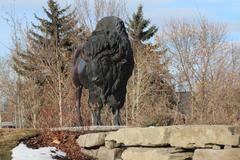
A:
92 76 100 82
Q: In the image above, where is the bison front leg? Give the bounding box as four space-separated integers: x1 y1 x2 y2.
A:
108 95 122 126
89 102 103 126
112 107 121 126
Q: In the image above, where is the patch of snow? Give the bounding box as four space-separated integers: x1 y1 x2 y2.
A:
11 143 66 160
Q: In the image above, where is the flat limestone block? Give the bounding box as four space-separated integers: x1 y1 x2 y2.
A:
105 127 172 147
193 149 240 160
51 126 126 132
170 125 240 148
81 148 98 158
98 147 122 160
105 139 121 149
81 146 122 160
121 148 193 160
77 132 107 148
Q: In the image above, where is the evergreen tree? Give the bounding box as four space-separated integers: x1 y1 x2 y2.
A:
127 4 158 44
12 0 85 127
30 0 81 52
13 0 83 79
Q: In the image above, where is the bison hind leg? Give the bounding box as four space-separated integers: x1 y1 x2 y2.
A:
76 85 83 126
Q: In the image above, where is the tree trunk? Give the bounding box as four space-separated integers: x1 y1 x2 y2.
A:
14 103 18 128
0 112 2 129
33 113 36 128
58 71 63 127
17 82 22 128
136 65 141 116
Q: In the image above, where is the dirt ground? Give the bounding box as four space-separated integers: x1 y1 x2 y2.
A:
23 130 95 160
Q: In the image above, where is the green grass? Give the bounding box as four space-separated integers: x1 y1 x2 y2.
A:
0 129 40 154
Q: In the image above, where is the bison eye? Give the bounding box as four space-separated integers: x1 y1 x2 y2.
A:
102 58 110 65
103 61 108 65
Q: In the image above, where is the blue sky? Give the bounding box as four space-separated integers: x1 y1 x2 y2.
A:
0 0 240 57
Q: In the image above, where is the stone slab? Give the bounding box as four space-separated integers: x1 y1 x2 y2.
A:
105 127 172 147
193 149 240 160
77 132 107 148
98 147 122 160
81 148 98 158
170 125 240 148
51 126 127 132
121 148 193 160
81 146 122 160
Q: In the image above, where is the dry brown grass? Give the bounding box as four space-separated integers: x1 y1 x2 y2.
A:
0 129 40 154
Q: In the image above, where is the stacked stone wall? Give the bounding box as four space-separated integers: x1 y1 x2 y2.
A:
77 125 240 160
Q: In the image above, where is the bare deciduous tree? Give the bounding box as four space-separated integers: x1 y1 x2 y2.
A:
76 0 127 31
162 18 240 124
124 44 176 126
